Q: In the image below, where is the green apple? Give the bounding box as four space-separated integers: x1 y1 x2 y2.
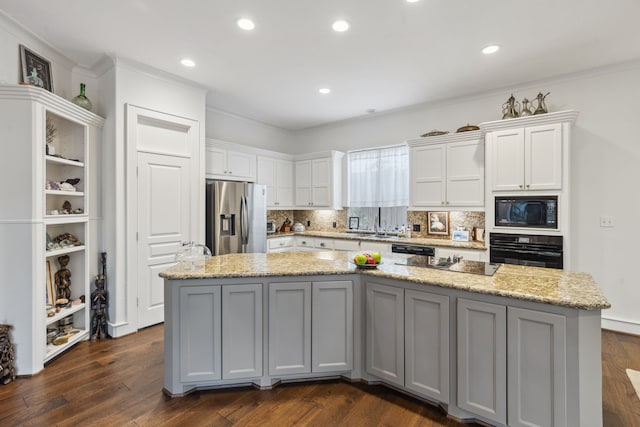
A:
353 253 367 265
371 252 382 263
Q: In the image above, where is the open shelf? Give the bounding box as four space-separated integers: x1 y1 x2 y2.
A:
45 155 84 168
45 214 87 223
46 302 86 326
45 329 89 362
45 190 85 197
46 245 85 258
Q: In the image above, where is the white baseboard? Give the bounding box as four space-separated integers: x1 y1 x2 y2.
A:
108 321 137 338
602 316 640 336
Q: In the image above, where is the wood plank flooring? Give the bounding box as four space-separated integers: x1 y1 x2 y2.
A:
1 326 638 426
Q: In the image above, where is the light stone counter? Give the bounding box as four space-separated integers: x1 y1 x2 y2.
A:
160 251 610 310
267 230 488 250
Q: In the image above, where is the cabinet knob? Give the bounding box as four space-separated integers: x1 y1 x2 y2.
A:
302 241 307 244
320 243 325 247
441 201 445 205
526 184 530 188
519 184 523 188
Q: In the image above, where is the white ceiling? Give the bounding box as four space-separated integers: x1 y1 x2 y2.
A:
1 0 639 130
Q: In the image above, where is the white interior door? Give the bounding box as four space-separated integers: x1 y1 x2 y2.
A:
137 152 190 328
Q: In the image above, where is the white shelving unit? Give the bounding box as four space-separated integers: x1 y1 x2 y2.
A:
0 84 104 375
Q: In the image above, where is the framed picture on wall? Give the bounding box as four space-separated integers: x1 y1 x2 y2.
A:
348 216 359 230
19 44 53 92
427 211 449 235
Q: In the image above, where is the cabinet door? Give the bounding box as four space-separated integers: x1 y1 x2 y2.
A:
222 284 263 380
267 236 294 253
312 281 353 373
295 160 312 206
227 150 256 181
268 282 311 375
359 241 391 254
405 290 450 403
410 144 446 206
275 159 294 207
457 298 506 424
257 157 276 207
365 282 404 387
205 146 228 176
295 236 315 252
508 307 566 427
491 128 525 192
525 123 562 190
311 158 331 207
179 285 221 382
446 140 484 206
334 239 360 251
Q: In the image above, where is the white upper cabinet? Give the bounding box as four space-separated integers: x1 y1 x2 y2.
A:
408 131 484 209
205 140 256 182
257 156 294 209
295 151 344 209
481 111 578 193
489 124 562 191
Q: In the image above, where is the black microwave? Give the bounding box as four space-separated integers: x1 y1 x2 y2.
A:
495 196 558 229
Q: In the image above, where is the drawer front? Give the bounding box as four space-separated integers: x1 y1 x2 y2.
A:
314 238 334 250
268 237 293 250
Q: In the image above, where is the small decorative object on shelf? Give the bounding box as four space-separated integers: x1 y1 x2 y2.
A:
91 252 109 340
421 130 449 137
19 44 53 92
46 232 82 251
456 124 480 133
0 324 16 385
520 98 533 116
71 83 92 111
533 92 550 115
46 117 56 155
55 255 72 302
62 200 72 214
501 94 520 119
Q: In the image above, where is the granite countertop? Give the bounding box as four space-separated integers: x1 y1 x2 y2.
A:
160 251 610 311
267 230 487 250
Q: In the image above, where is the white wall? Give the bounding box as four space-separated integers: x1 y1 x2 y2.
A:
0 12 75 100
291 60 640 334
100 58 207 337
206 106 295 153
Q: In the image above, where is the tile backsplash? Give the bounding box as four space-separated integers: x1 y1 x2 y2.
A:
268 209 484 238
408 211 485 240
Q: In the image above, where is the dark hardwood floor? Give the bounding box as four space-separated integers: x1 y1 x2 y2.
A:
1 326 638 426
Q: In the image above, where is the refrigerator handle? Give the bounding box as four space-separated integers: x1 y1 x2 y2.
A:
241 195 249 245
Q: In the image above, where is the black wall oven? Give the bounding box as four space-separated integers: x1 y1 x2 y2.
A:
490 233 563 269
495 196 558 229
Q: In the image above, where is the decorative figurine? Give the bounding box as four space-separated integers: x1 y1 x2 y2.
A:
501 94 520 119
91 253 109 340
520 98 533 116
533 92 550 115
55 255 72 301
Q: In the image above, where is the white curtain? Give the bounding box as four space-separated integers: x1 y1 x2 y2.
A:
348 144 408 207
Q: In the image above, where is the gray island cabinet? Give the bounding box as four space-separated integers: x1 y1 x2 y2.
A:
161 251 609 427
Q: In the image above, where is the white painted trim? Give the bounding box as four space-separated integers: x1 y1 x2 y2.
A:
206 138 294 160
113 57 208 94
406 130 482 146
480 110 578 132
602 316 640 336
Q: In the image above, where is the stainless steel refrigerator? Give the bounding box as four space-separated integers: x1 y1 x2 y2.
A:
205 180 267 255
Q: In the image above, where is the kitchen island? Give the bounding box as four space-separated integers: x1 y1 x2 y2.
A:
160 251 609 427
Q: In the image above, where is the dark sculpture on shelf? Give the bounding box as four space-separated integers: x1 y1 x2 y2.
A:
91 253 109 341
55 255 71 302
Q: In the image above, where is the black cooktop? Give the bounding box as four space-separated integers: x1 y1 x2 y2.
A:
396 255 501 277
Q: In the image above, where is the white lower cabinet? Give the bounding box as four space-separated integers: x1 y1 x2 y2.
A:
179 285 222 383
294 236 315 252
268 282 312 376
405 290 450 403
221 284 263 380
360 241 391 254
457 298 507 425
269 280 354 376
312 281 354 372
333 238 360 251
507 307 567 427
365 282 405 387
267 236 294 253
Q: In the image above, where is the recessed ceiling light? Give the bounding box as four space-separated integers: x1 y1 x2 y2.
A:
318 88 331 95
406 0 421 3
482 44 500 55
180 58 196 67
332 20 350 32
237 18 255 31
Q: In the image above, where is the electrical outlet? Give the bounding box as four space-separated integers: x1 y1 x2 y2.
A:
600 216 615 227
332 221 337 228
307 220 311 227
413 224 421 232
